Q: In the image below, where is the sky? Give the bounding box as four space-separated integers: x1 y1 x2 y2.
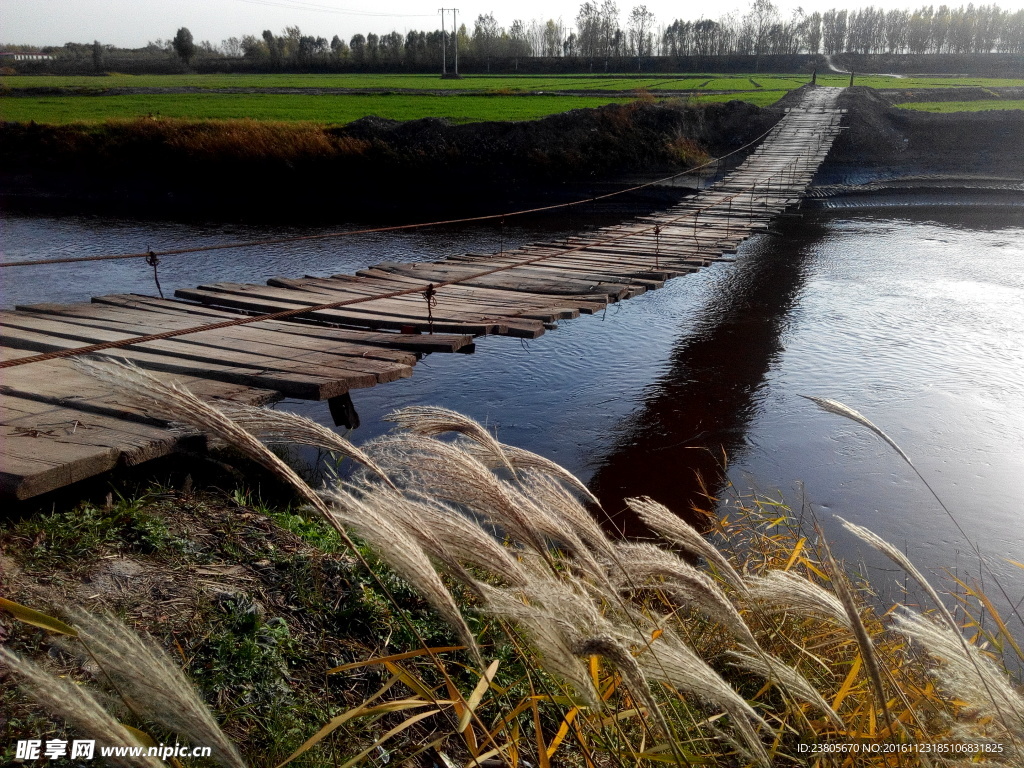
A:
5 0 1024 49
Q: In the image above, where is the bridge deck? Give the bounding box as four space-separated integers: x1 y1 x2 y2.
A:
0 88 845 500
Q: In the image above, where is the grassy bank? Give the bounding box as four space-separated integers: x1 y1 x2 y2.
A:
0 98 775 218
0 73 808 92
899 98 1024 112
2 371 1022 767
0 93 640 125
4 74 1024 126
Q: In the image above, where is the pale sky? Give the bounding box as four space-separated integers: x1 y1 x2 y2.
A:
5 0 1024 49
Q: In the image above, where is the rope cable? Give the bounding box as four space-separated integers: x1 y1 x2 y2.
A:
0 118 787 270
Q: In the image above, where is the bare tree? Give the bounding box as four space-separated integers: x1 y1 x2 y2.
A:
628 5 656 58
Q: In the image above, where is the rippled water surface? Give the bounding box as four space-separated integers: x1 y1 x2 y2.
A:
4 202 1023 602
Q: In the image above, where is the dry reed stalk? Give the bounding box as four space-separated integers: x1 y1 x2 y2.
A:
60 610 247 768
816 533 897 742
626 497 746 593
74 359 331 519
217 403 394 487
893 611 1024 738
384 406 514 473
610 542 756 648
0 649 165 768
744 569 852 629
323 485 483 666
724 649 844 728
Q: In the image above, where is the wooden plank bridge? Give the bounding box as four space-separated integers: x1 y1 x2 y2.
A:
0 88 845 500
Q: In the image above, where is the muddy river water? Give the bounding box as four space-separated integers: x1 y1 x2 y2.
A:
4 197 1023 610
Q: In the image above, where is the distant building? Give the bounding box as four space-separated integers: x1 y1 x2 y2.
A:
0 51 54 61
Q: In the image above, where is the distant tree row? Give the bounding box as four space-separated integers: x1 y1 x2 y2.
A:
19 0 1024 75
228 2 1024 63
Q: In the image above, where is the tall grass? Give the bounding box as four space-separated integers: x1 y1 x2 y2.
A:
3 359 1022 767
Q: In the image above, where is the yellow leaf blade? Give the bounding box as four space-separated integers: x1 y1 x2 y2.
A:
0 598 78 636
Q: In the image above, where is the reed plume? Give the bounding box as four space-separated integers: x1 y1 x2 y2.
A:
893 611 1024 736
458 437 600 505
218 402 394 486
627 496 746 592
324 485 483 666
725 649 844 727
60 609 247 768
611 541 756 647
362 433 550 556
745 569 852 629
0 648 165 768
637 628 771 766
384 406 513 472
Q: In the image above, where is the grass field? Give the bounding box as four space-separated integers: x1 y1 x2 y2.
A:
0 92 642 124
0 72 809 92
3 72 1022 125
899 98 1024 111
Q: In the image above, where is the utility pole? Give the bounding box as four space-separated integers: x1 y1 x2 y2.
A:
439 9 447 75
452 8 459 76
439 8 460 78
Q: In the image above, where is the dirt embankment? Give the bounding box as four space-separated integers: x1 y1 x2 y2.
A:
817 86 1024 187
0 99 778 220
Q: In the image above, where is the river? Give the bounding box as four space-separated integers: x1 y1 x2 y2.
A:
3 196 1023 615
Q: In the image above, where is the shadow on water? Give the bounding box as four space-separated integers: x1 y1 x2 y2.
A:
588 216 828 537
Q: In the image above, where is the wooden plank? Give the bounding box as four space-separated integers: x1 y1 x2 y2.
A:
0 393 203 500
269 275 585 323
88 295 476 354
293 273 607 318
0 324 351 400
175 285 544 338
0 346 278 425
227 278 553 332
15 302 418 367
0 312 410 387
358 262 627 300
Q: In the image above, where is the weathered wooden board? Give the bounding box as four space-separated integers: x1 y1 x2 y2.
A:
0 393 203 500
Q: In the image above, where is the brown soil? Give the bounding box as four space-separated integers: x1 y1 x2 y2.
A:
817 86 1024 186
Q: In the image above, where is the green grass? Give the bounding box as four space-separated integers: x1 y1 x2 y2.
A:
0 72 797 92
898 98 1024 112
815 73 1024 88
10 70 1020 126
692 89 787 107
0 92 639 124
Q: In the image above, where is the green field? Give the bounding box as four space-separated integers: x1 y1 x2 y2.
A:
0 92 645 124
899 98 1024 112
3 72 1022 125
0 72 809 92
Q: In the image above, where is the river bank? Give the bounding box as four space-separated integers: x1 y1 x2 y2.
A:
0 97 776 221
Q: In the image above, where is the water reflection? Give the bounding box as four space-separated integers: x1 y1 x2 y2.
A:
588 217 825 536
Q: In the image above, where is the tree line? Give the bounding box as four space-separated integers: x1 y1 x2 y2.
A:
202 2 1024 61
18 0 1024 76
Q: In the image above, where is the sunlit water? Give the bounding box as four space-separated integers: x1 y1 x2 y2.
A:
3 201 1023 612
